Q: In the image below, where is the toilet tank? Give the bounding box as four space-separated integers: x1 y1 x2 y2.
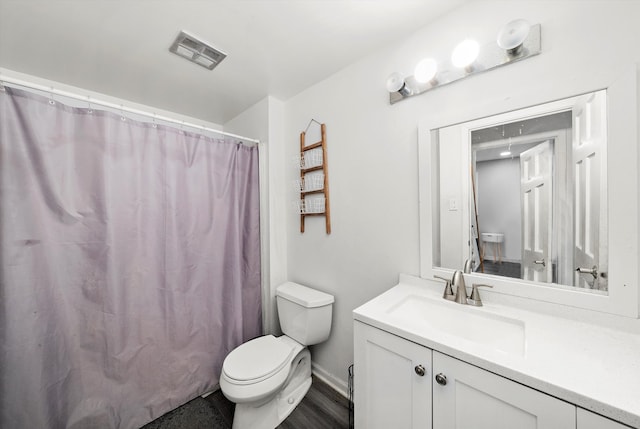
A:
276 282 334 346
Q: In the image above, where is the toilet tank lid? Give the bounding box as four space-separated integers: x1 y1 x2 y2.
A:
276 282 334 308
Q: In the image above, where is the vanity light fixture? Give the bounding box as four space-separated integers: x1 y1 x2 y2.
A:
451 39 480 71
414 58 438 84
497 19 531 56
386 72 412 97
388 19 541 104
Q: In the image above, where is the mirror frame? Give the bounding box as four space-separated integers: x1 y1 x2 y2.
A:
418 67 639 318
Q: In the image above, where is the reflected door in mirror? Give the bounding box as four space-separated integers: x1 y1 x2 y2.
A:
520 140 553 283
573 91 607 291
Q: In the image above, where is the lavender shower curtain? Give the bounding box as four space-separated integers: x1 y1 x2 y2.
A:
0 87 262 428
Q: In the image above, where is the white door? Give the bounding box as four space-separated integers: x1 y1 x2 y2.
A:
432 351 576 429
573 91 607 290
353 321 432 429
520 140 554 282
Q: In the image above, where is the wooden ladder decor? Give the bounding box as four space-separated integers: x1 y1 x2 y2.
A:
299 122 331 234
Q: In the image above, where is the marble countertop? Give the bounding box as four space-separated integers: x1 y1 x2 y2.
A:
353 275 640 428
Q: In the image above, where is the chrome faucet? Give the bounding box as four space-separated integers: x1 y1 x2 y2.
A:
435 267 493 306
434 270 468 304
463 258 473 274
451 270 468 304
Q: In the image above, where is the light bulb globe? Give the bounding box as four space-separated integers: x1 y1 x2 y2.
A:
386 72 405 93
497 19 531 51
414 58 438 83
451 39 480 69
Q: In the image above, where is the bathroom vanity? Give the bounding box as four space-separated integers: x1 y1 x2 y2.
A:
355 68 640 428
353 275 639 429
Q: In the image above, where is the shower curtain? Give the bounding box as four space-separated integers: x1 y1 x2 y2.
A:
0 87 262 428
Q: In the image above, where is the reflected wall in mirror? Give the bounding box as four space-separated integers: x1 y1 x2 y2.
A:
432 90 608 291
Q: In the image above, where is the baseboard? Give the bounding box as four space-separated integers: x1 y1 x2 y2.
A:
311 362 349 399
201 382 220 398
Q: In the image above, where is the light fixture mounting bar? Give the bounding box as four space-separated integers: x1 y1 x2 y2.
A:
390 24 541 104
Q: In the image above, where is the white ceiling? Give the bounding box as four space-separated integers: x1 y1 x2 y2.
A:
0 0 468 124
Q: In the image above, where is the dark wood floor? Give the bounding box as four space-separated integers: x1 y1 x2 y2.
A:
481 260 521 278
142 375 351 429
274 375 350 429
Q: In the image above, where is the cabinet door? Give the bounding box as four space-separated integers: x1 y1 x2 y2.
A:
354 321 432 429
577 408 631 429
433 352 575 429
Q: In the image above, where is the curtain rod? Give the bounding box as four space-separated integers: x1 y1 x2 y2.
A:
0 75 260 145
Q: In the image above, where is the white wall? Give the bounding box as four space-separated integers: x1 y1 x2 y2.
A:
279 0 640 390
224 96 287 335
438 125 465 269
477 158 521 262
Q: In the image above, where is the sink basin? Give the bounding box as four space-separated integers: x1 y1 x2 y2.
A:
386 295 526 356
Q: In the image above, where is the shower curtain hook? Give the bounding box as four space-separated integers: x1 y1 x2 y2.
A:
120 104 126 121
48 87 55 105
152 113 157 128
87 96 93 113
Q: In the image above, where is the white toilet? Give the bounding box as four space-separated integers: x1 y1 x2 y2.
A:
220 282 334 429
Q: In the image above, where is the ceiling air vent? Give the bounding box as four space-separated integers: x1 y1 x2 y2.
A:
169 31 227 70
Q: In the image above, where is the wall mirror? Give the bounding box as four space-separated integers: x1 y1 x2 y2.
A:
418 67 638 317
434 91 608 291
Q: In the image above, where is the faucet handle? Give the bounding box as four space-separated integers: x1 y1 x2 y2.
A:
467 284 493 307
433 275 455 301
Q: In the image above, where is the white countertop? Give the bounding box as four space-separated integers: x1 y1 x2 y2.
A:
353 276 640 428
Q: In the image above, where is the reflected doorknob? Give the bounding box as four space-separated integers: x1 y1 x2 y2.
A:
435 373 447 385
576 265 598 279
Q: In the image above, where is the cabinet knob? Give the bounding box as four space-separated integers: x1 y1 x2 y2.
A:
435 373 447 385
414 365 426 377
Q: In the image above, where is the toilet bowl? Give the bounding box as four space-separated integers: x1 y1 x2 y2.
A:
220 282 334 429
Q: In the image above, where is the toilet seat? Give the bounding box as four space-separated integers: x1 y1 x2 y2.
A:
221 335 304 404
222 335 293 384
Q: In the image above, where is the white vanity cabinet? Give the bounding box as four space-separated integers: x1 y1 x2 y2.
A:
433 351 575 428
353 321 432 429
353 280 640 428
577 408 632 429
355 321 576 429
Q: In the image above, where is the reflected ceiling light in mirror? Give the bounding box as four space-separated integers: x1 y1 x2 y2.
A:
451 39 480 71
497 19 531 56
386 72 411 97
500 151 512 157
414 58 438 84
388 20 541 104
